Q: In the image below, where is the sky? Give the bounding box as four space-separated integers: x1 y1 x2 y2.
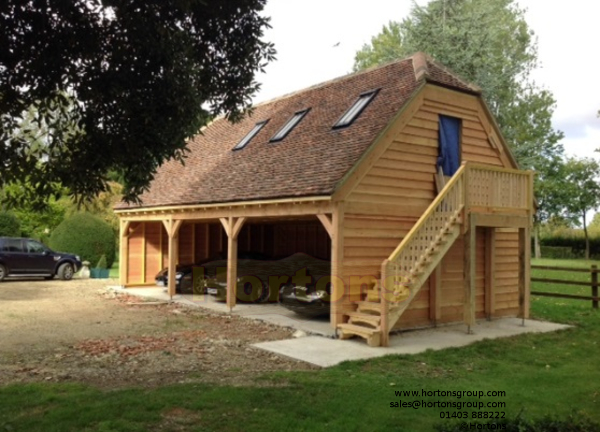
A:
253 0 600 161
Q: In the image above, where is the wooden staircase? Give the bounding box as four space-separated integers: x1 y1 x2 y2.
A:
337 165 467 347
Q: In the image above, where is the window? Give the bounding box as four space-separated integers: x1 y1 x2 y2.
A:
333 89 380 128
270 109 310 142
2 239 23 253
233 120 268 150
27 240 47 254
438 115 462 176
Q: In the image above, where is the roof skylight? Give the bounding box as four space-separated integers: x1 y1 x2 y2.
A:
270 109 310 142
333 89 380 128
233 120 268 150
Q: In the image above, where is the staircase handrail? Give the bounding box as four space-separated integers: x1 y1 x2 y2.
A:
386 163 467 264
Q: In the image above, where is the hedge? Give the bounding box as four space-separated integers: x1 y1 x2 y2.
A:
49 213 116 268
538 235 600 259
0 211 20 237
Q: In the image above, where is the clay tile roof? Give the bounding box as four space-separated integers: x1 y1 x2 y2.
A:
116 53 480 210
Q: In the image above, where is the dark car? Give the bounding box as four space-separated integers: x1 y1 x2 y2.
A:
202 252 331 305
154 251 270 295
0 237 82 281
279 282 331 318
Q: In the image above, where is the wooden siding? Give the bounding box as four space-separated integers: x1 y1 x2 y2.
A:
144 222 162 282
343 214 417 303
494 228 520 316
342 85 518 329
127 223 144 284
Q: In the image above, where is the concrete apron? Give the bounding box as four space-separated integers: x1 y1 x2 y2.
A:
254 318 570 367
108 286 569 368
108 286 336 337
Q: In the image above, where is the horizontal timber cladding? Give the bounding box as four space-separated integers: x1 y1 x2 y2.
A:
420 85 514 168
144 222 163 283
435 228 487 325
494 228 520 317
127 223 144 284
342 214 418 303
345 87 512 219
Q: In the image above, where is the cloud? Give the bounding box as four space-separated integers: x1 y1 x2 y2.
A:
555 113 600 140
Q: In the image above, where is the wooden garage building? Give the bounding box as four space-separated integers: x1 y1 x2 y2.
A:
115 53 534 347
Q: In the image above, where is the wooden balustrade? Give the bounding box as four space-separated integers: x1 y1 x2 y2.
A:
467 165 531 210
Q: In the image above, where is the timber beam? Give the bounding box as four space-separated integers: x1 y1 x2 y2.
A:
471 213 530 228
316 214 334 239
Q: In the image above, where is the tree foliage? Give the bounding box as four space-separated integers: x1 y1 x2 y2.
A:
561 157 600 259
0 211 20 237
0 0 275 205
49 213 116 268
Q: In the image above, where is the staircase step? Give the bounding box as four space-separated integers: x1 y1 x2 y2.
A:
356 301 381 313
347 312 381 327
337 323 382 347
366 289 380 302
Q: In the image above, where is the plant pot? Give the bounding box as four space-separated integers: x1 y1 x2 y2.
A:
90 268 110 279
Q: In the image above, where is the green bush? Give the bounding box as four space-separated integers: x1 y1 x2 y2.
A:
436 414 600 432
0 211 20 236
49 213 115 268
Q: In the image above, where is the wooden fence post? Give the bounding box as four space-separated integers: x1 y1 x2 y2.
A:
592 265 598 310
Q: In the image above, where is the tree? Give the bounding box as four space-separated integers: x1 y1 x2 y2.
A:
588 212 600 235
561 158 600 260
0 1 275 205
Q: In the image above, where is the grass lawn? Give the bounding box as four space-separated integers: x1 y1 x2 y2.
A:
1 259 599 431
109 261 119 279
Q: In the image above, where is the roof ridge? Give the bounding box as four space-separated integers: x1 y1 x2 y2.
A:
417 52 481 93
252 56 415 109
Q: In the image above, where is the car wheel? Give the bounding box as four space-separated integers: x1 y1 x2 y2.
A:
256 281 271 303
0 264 6 282
58 262 74 281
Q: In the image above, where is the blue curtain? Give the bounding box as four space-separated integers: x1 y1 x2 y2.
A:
438 115 461 176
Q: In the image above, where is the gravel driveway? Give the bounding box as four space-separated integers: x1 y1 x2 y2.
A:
0 279 316 388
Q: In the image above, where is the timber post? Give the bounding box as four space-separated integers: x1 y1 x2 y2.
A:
119 219 131 287
220 217 246 311
463 213 476 334
163 219 183 299
484 228 496 321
